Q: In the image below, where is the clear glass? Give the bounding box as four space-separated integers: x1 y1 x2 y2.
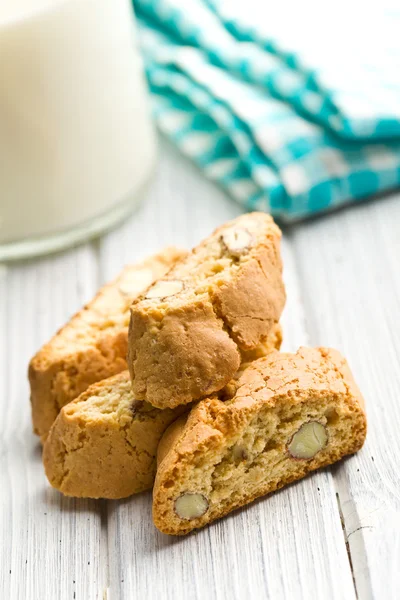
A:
0 178 152 261
0 0 156 261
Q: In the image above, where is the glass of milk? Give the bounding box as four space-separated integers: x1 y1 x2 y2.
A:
0 0 156 260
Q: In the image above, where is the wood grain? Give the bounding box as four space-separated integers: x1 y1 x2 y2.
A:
1 140 398 599
290 193 400 600
0 247 109 600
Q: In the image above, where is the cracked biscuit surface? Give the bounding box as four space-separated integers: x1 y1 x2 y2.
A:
29 247 186 442
43 325 282 499
153 347 367 535
128 213 286 409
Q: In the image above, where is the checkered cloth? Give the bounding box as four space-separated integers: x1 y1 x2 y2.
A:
135 0 400 220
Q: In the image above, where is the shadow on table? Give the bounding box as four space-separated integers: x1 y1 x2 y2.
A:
40 485 153 519
40 488 105 515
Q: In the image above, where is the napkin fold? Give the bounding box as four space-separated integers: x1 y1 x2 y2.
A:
135 0 400 220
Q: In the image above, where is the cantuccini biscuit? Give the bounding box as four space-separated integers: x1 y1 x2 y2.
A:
29 247 186 441
153 348 367 535
43 372 185 499
128 213 286 409
43 325 282 499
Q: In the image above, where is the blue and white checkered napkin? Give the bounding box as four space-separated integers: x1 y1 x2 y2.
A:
135 0 400 220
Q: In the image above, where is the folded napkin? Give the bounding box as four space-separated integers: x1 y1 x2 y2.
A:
135 0 400 220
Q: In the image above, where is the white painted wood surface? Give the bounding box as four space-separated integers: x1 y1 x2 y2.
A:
1 141 399 600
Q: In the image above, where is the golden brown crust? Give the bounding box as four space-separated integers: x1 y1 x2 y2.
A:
128 213 286 409
29 247 186 442
221 322 283 399
42 325 282 498
239 322 282 362
153 347 367 535
157 415 188 467
43 372 186 499
128 301 241 409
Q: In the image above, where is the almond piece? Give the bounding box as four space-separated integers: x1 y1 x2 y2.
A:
221 228 253 257
145 279 184 300
174 493 209 520
118 269 154 297
288 421 328 460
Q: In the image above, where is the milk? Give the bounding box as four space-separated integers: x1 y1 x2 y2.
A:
0 0 156 257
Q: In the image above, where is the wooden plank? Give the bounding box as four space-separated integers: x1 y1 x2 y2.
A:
6 142 396 599
290 192 400 600
99 145 357 600
0 245 109 600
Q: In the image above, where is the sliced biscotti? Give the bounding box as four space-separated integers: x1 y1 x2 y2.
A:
43 371 186 499
153 348 367 535
43 325 283 499
128 213 286 409
29 247 186 441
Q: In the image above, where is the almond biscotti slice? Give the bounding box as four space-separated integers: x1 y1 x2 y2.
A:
29 247 186 442
43 325 283 499
43 371 186 499
153 348 367 535
128 213 286 409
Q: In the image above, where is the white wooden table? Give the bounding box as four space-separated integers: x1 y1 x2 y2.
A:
1 140 399 600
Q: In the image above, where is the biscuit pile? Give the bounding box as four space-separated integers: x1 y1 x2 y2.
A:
30 213 367 535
